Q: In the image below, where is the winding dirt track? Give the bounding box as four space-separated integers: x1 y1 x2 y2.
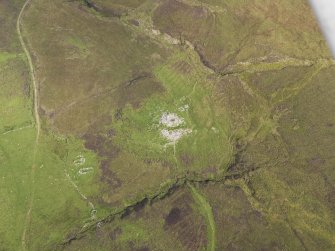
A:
16 0 40 249
189 184 216 251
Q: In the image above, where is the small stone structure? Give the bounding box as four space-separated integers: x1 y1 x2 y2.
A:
159 112 191 143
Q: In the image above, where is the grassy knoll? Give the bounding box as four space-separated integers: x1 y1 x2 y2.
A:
112 50 234 176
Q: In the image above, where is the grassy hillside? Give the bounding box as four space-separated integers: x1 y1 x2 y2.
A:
1 0 334 250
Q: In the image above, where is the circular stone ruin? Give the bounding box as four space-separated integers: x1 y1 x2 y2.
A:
159 112 191 143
